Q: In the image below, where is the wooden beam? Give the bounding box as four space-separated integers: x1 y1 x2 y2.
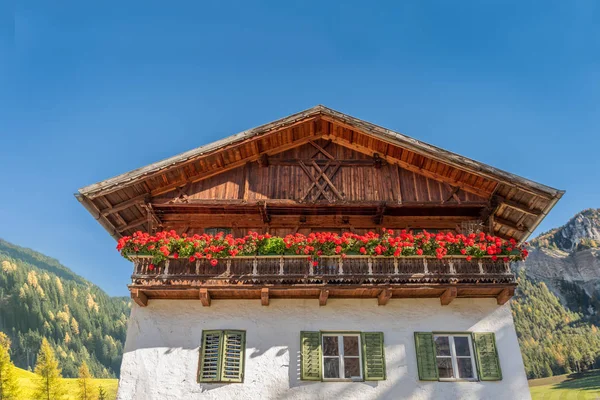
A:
495 216 525 232
374 202 387 225
100 194 149 216
149 135 320 197
319 289 329 306
440 287 457 305
199 288 211 306
324 134 493 199
320 114 555 200
309 140 335 160
499 198 542 217
261 288 269 306
131 289 148 307
258 201 271 223
496 287 515 305
377 288 392 305
117 216 147 233
257 153 269 167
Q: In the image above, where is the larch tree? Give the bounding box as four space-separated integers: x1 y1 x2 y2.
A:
77 361 94 400
0 332 20 400
97 385 107 400
34 338 66 400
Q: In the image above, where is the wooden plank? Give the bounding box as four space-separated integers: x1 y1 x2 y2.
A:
440 287 457 305
377 288 392 305
131 289 148 307
319 289 329 306
261 288 269 306
496 287 515 305
200 288 211 306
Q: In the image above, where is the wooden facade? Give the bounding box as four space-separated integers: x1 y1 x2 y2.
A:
77 105 563 306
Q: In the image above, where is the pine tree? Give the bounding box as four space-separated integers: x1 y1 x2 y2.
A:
0 332 20 400
97 385 107 400
77 361 94 400
34 338 66 400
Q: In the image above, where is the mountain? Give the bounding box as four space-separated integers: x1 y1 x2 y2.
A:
520 209 600 321
0 239 130 378
513 209 600 378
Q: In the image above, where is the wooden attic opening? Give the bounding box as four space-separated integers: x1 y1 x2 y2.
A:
76 105 564 243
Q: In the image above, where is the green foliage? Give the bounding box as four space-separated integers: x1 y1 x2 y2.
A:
0 332 20 400
34 337 67 399
78 361 94 400
257 237 286 255
97 386 107 400
513 271 600 379
0 239 130 378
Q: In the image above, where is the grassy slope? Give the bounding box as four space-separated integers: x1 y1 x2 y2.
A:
14 366 118 400
529 369 600 399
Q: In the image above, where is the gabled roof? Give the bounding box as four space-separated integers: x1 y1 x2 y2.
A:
76 105 564 242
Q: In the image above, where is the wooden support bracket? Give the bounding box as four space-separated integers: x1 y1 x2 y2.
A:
440 287 457 306
377 288 392 306
261 288 269 306
496 287 515 305
131 289 148 307
319 289 329 306
200 288 211 307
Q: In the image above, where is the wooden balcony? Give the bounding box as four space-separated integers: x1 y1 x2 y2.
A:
129 255 516 307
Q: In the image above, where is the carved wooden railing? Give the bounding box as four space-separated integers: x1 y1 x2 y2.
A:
130 255 515 286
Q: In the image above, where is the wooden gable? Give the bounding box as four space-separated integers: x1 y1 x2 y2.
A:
152 140 489 205
77 105 563 242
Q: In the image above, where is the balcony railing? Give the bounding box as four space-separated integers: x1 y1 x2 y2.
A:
130 255 515 286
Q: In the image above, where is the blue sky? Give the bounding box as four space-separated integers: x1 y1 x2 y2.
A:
0 1 598 296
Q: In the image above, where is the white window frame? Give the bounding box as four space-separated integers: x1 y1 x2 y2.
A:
433 334 478 381
321 333 363 381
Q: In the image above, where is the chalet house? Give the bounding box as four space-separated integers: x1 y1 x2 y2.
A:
77 105 563 399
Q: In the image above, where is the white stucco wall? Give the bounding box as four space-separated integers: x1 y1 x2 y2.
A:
117 298 531 400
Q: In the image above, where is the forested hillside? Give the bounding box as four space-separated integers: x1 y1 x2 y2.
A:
512 209 600 379
513 271 600 378
0 239 130 378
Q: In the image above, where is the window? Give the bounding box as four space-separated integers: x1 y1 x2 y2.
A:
198 330 245 383
322 334 362 380
434 334 477 380
300 331 386 381
414 332 502 382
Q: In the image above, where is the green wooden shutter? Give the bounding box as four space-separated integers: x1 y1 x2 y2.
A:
414 332 439 381
199 330 223 382
220 330 246 382
361 332 386 381
300 331 322 381
473 332 502 381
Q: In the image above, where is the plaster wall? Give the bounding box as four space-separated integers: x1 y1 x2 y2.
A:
117 298 530 400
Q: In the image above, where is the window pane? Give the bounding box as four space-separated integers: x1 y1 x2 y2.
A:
434 336 451 356
457 358 474 379
324 358 340 378
454 337 471 357
343 336 359 357
323 336 339 356
344 357 361 378
437 358 454 378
